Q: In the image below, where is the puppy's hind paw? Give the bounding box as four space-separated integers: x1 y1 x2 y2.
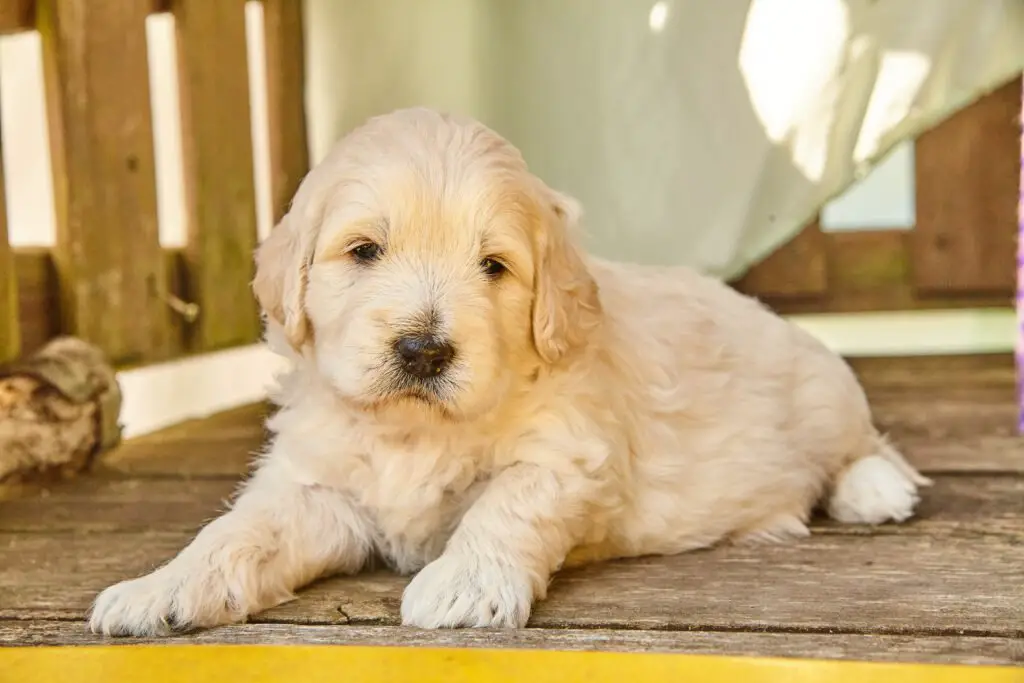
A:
828 454 922 525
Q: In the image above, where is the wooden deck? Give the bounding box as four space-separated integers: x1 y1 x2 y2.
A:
0 355 1021 666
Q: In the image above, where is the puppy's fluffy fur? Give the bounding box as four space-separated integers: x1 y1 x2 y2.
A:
90 108 929 635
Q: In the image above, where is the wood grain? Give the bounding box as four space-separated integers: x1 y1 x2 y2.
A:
262 0 310 224
849 354 1015 390
912 78 1021 295
0 127 17 363
97 402 268 478
2 621 1020 666
175 0 261 351
13 249 207 361
1 531 1020 637
733 219 827 299
38 0 173 365
0 475 1018 537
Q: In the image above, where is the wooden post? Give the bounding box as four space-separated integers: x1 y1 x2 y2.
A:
38 0 173 365
0 126 18 363
175 0 261 351
263 0 310 224
913 79 1021 295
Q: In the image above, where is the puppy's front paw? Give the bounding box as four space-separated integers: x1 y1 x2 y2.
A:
89 560 253 637
89 570 189 637
401 553 534 629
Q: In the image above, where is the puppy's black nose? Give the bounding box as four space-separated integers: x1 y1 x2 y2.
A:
394 334 455 379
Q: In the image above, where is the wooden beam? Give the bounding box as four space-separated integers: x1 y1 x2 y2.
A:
174 0 261 351
912 78 1021 295
263 0 310 224
732 219 827 299
734 229 1012 314
0 130 17 363
0 0 34 34
38 0 174 365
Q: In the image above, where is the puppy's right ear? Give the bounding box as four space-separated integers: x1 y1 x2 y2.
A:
252 212 315 351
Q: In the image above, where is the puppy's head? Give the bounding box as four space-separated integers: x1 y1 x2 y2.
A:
253 108 601 422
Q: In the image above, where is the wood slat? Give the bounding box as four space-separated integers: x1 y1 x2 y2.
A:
0 126 17 363
175 0 261 351
0 475 1018 537
850 353 1015 389
2 621 1020 666
262 0 309 224
1 532 1019 637
869 381 1024 473
12 249 58 358
38 0 173 365
733 219 827 299
912 78 1021 295
0 0 33 34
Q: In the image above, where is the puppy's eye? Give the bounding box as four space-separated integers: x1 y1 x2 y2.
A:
351 242 382 263
480 257 506 279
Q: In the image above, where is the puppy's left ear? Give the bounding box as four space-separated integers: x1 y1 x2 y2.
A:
531 189 602 364
252 211 316 351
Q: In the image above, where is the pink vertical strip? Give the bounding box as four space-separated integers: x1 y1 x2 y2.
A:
1017 75 1024 433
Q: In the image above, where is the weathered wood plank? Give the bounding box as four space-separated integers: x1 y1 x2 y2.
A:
262 0 309 224
912 78 1021 295
1 532 1020 636
175 0 261 351
0 0 33 34
1 475 1018 538
850 354 1015 390
0 478 237 532
2 621 1020 666
0 129 17 363
97 403 268 478
872 388 1023 473
733 220 827 299
38 0 173 365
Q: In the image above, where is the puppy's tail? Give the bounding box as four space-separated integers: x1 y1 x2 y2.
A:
827 433 930 525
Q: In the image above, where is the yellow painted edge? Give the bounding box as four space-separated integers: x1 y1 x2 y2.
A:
0 645 1019 683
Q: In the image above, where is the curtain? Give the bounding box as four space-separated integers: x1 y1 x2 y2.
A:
304 0 1024 279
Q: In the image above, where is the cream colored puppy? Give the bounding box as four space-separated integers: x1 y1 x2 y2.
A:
90 107 929 636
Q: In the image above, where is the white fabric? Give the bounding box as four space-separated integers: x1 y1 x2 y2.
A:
305 0 1024 279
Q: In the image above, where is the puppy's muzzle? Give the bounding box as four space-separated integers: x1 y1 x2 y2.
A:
394 334 455 380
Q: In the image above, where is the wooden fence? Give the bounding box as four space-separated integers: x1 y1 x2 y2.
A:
735 78 1022 314
0 0 307 366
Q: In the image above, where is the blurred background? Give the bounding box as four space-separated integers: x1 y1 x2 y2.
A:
1 0 1022 437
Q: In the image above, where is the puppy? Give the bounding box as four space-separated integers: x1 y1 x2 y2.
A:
89 107 929 635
